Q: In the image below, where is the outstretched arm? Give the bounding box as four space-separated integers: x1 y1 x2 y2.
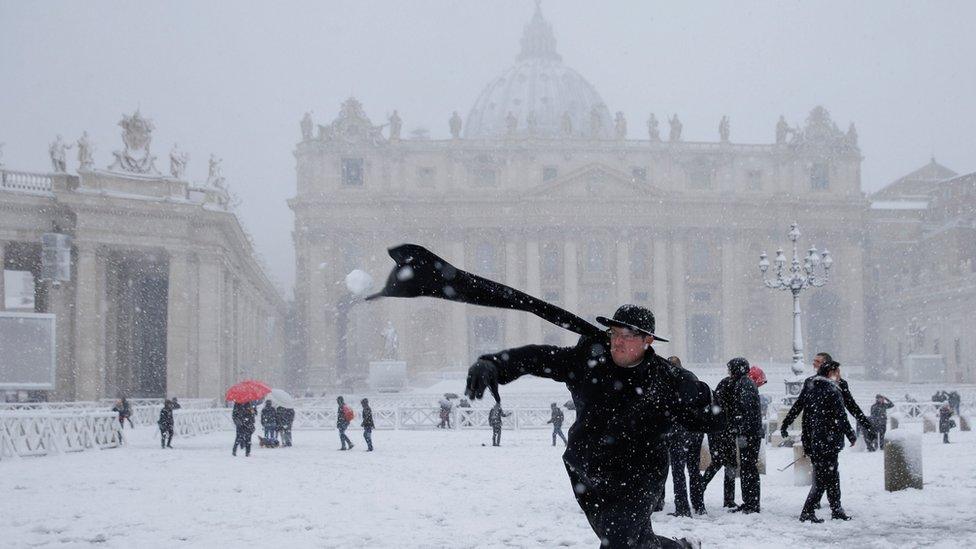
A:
780 383 809 434
839 379 873 431
465 342 580 402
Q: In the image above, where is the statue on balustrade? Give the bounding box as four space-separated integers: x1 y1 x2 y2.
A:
169 143 189 179
49 134 71 172
77 131 95 170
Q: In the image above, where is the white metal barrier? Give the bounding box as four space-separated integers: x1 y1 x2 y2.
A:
0 411 120 459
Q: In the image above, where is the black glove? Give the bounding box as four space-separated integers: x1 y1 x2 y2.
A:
847 433 857 446
465 359 500 403
780 428 789 439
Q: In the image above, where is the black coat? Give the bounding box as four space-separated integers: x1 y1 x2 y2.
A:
157 407 174 430
548 407 565 427
488 406 510 428
870 399 894 420
708 378 737 465
233 404 256 434
785 374 873 433
939 408 954 433
362 405 375 429
721 373 764 438
276 407 294 430
261 405 277 428
480 333 724 485
783 376 855 458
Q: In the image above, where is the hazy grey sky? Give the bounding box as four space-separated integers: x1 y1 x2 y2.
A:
2 1 973 296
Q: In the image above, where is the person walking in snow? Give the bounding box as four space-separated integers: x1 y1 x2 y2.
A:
112 397 134 429
939 404 955 443
701 376 739 510
547 402 567 446
157 399 175 449
868 394 894 451
232 402 256 457
261 400 278 446
781 360 856 522
664 356 706 517
361 398 375 451
337 396 355 450
438 397 453 429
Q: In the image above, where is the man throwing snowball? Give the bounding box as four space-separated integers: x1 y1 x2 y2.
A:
466 305 724 548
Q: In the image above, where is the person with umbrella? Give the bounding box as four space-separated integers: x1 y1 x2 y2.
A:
226 380 271 457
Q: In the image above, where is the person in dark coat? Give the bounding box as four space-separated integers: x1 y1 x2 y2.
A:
948 391 961 415
112 397 134 429
170 397 182 410
361 398 375 451
466 304 722 548
261 400 278 445
337 396 354 450
664 356 705 517
701 376 739 510
232 402 255 456
780 360 856 522
547 402 567 446
939 404 955 443
488 402 511 446
868 394 894 451
706 357 763 514
157 399 175 449
276 406 294 447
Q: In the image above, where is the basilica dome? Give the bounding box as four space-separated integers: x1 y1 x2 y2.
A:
464 5 612 140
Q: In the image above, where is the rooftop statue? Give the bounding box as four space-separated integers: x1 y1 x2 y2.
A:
614 112 627 140
169 143 188 179
48 134 71 172
668 114 682 142
388 110 402 141
300 112 313 141
719 115 730 143
109 110 159 174
449 111 463 139
647 114 660 141
77 131 95 170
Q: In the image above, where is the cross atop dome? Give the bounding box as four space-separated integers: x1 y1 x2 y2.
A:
517 1 561 63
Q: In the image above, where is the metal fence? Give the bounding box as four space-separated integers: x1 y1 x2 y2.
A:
0 410 120 459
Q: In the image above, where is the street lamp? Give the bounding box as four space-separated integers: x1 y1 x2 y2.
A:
758 222 833 404
335 269 373 392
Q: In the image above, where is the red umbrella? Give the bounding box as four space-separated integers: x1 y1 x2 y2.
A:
225 380 272 403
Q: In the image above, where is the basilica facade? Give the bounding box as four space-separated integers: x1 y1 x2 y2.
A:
291 6 870 390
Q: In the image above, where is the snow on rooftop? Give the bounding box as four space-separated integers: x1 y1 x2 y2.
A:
870 200 929 210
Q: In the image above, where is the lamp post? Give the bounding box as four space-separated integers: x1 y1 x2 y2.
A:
758 222 833 404
335 269 373 392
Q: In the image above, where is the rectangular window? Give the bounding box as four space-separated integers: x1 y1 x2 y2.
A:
692 290 711 303
417 166 436 188
543 291 561 304
631 167 647 182
543 166 559 182
747 169 763 191
810 163 829 190
688 166 712 190
473 167 496 187
341 158 364 186
633 291 649 303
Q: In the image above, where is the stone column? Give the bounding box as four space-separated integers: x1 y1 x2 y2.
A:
196 254 223 399
721 236 740 357
74 243 106 400
616 241 631 304
525 240 543 343
450 241 468 363
671 240 688 360
166 251 191 398
505 239 520 347
48 278 76 400
845 244 867 368
0 240 5 311
653 238 670 337
563 241 579 344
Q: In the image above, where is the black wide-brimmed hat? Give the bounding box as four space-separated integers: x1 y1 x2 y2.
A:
596 304 669 342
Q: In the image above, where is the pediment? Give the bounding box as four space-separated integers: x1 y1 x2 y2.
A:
525 163 666 198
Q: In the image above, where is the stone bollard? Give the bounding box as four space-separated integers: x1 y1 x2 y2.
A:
793 444 813 486
885 431 923 491
922 414 937 433
960 415 971 432
699 437 711 471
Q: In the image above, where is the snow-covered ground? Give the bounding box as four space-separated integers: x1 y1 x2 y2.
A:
1 426 974 548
